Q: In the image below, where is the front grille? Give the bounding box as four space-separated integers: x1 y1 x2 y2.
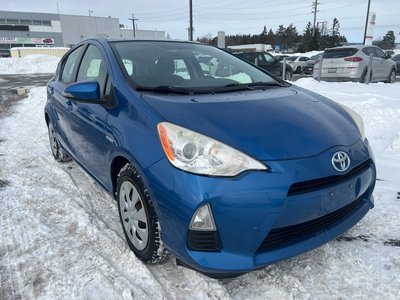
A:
187 230 221 251
257 197 363 252
288 159 371 196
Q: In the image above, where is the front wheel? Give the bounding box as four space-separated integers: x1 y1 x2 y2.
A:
116 163 169 263
386 69 396 83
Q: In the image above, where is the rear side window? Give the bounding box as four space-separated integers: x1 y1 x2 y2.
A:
61 46 83 84
323 48 358 59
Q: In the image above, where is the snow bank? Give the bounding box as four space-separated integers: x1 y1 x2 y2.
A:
288 50 322 58
0 54 60 74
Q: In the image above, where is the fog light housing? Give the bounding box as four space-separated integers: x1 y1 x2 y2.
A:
190 204 216 231
188 204 221 251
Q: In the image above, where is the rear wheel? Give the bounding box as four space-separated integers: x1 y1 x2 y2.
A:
116 163 169 263
47 122 71 162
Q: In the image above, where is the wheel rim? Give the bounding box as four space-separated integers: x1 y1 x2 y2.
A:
119 181 148 250
390 71 396 83
48 124 58 156
285 71 291 80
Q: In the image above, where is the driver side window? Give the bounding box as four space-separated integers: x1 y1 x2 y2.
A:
77 45 108 97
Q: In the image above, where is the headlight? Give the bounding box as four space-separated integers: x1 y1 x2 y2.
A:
339 104 365 140
157 122 267 176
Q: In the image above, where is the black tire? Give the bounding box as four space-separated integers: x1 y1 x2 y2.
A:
47 122 71 162
116 163 169 263
284 69 293 81
295 66 302 74
386 69 396 84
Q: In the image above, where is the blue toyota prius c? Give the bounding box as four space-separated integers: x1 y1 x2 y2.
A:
45 38 376 278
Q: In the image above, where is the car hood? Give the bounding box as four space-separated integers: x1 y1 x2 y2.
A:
141 86 360 161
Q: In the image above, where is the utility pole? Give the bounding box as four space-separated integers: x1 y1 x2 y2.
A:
129 14 139 38
88 10 93 17
363 0 371 45
189 0 193 41
312 1 319 37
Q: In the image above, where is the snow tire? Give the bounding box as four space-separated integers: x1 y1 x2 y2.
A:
47 122 71 162
116 163 169 264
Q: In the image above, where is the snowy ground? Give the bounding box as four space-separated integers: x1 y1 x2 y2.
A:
1 75 400 298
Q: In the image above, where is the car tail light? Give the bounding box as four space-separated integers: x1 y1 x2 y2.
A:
344 57 363 62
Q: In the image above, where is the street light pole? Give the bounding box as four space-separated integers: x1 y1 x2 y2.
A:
363 0 371 45
189 0 193 41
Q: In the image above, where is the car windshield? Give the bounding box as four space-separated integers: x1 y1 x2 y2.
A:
285 56 298 61
309 54 321 60
323 48 358 59
111 41 280 93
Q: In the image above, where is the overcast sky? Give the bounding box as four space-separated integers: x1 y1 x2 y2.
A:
2 0 399 43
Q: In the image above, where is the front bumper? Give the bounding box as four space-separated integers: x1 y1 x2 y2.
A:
144 138 376 275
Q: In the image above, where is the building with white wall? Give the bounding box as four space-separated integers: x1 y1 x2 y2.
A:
0 10 165 56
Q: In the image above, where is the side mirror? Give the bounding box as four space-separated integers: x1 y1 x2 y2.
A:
385 53 392 59
62 81 103 103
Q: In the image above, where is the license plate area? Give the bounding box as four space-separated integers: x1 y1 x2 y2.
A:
328 68 337 73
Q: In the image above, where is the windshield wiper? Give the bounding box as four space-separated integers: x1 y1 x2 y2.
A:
213 81 284 93
246 81 286 88
135 85 195 94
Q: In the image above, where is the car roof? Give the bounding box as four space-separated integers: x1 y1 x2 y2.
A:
325 44 380 51
84 37 202 46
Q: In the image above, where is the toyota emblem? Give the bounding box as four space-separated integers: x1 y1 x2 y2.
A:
332 151 350 172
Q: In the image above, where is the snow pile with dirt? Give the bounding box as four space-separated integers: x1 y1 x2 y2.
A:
0 79 400 299
0 55 60 75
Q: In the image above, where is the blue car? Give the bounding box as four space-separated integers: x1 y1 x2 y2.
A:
45 38 376 278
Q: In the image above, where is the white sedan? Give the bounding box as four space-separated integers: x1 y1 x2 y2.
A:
286 56 309 74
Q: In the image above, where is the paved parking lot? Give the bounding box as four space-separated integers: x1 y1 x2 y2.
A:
0 74 52 113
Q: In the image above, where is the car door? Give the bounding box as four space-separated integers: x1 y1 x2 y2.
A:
64 43 115 185
48 45 84 154
374 47 390 80
366 47 384 81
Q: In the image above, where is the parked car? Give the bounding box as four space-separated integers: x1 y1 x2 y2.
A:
233 51 293 80
303 53 322 74
285 56 310 73
391 54 400 75
46 38 376 278
313 45 397 83
274 54 290 62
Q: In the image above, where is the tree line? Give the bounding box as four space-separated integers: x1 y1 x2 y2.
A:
198 18 348 52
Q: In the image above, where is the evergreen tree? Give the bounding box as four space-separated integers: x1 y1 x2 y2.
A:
301 22 313 52
382 31 396 49
275 25 287 51
284 24 299 51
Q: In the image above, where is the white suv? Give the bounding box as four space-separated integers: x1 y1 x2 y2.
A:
313 45 397 83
